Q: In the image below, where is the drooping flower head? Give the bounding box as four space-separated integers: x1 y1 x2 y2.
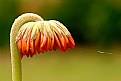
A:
16 19 75 59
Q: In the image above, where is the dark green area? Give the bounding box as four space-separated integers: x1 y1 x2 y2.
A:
1 0 121 47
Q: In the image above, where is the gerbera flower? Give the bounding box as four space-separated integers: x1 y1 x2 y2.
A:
16 20 75 59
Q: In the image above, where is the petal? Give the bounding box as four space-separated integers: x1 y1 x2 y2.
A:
31 24 37 39
20 52 24 59
54 32 61 49
35 33 41 54
40 33 43 48
35 33 40 49
39 33 46 53
49 37 52 51
22 38 27 54
17 38 24 59
30 39 35 57
50 20 70 35
53 40 57 51
28 50 32 57
44 38 48 52
40 48 44 54
26 36 30 57
58 34 66 49
60 47 66 52
17 39 22 53
63 34 69 49
37 46 40 54
50 37 54 51
47 36 51 51
67 35 75 48
40 33 47 49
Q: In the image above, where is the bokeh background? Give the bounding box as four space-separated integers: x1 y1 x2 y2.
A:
1 0 121 81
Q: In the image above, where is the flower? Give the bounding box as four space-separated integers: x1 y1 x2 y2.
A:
16 20 75 59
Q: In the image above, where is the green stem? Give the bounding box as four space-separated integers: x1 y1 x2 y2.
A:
10 13 43 81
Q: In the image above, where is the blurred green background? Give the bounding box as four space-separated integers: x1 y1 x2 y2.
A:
1 0 121 81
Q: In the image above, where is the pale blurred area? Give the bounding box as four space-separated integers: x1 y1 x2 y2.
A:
1 0 121 81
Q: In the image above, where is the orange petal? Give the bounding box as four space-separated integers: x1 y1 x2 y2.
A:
22 38 27 54
37 33 41 54
67 35 75 48
47 36 51 51
50 37 54 51
63 35 69 45
49 37 52 51
37 46 40 54
30 39 35 57
40 33 43 48
40 48 44 54
58 34 65 49
53 40 57 51
26 37 30 57
17 39 24 59
35 33 40 49
17 39 22 53
60 47 66 52
20 51 23 59
54 33 61 49
46 36 49 51
39 33 45 53
44 40 48 52
40 34 47 49
28 50 32 57
63 35 69 50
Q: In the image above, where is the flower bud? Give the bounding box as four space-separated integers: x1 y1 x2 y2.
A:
16 20 75 59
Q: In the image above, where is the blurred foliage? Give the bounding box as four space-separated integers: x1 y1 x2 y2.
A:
0 0 18 47
1 0 121 47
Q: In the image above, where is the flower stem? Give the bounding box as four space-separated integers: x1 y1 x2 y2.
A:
10 13 43 81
